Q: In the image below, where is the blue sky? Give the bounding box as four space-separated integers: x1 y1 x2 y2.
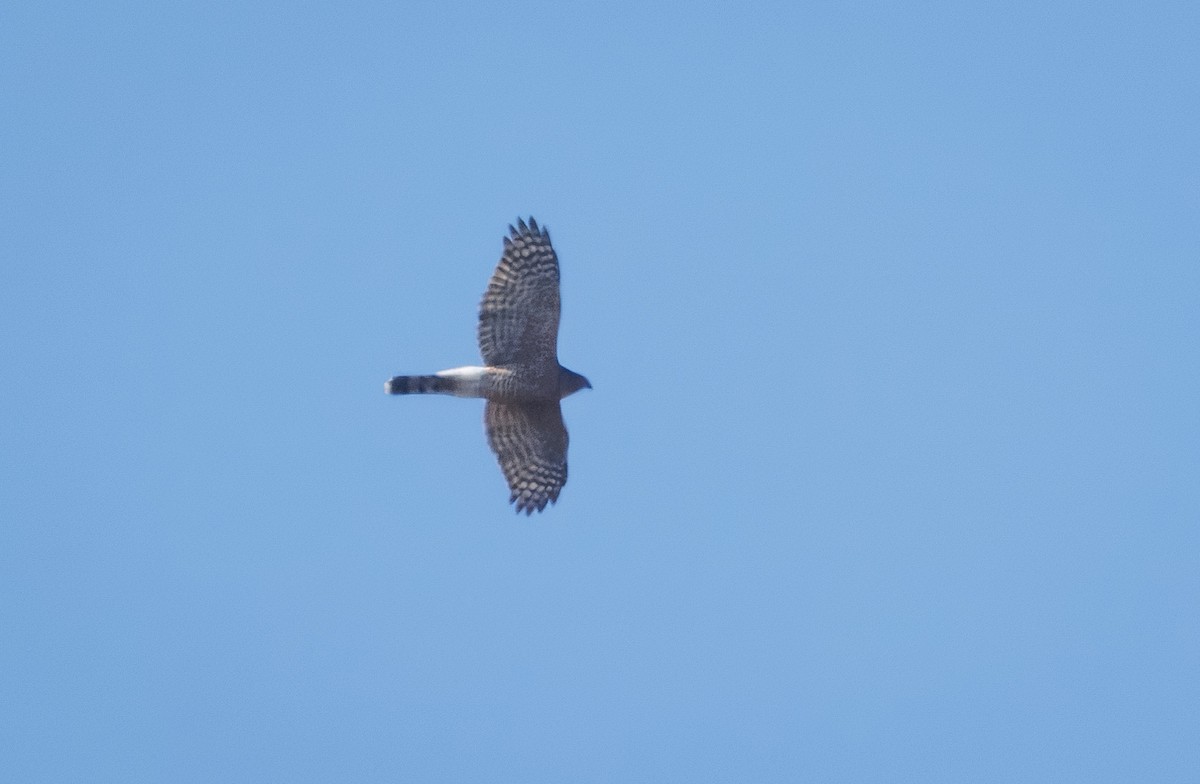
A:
2 1 1197 781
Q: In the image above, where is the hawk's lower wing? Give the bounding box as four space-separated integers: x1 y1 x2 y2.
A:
485 401 568 515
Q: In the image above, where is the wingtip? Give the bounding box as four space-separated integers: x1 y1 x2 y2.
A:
509 216 548 240
510 493 553 515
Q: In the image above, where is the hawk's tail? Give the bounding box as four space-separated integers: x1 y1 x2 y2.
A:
385 375 457 395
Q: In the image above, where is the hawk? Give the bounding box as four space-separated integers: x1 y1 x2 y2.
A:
385 218 591 514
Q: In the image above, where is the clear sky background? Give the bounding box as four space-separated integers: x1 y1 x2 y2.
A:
2 2 1197 781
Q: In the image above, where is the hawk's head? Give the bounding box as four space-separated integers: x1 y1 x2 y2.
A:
558 367 592 398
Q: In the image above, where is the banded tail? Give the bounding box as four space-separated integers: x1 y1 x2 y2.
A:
385 366 488 397
385 375 457 395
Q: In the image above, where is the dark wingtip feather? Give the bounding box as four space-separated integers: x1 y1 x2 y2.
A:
508 217 548 241
510 492 553 515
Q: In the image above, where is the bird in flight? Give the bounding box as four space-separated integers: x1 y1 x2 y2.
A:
385 218 591 514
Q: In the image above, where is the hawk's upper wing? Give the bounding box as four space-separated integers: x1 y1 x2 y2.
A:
477 218 561 366
485 400 568 515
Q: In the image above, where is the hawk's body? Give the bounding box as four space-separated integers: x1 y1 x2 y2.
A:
385 218 590 514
